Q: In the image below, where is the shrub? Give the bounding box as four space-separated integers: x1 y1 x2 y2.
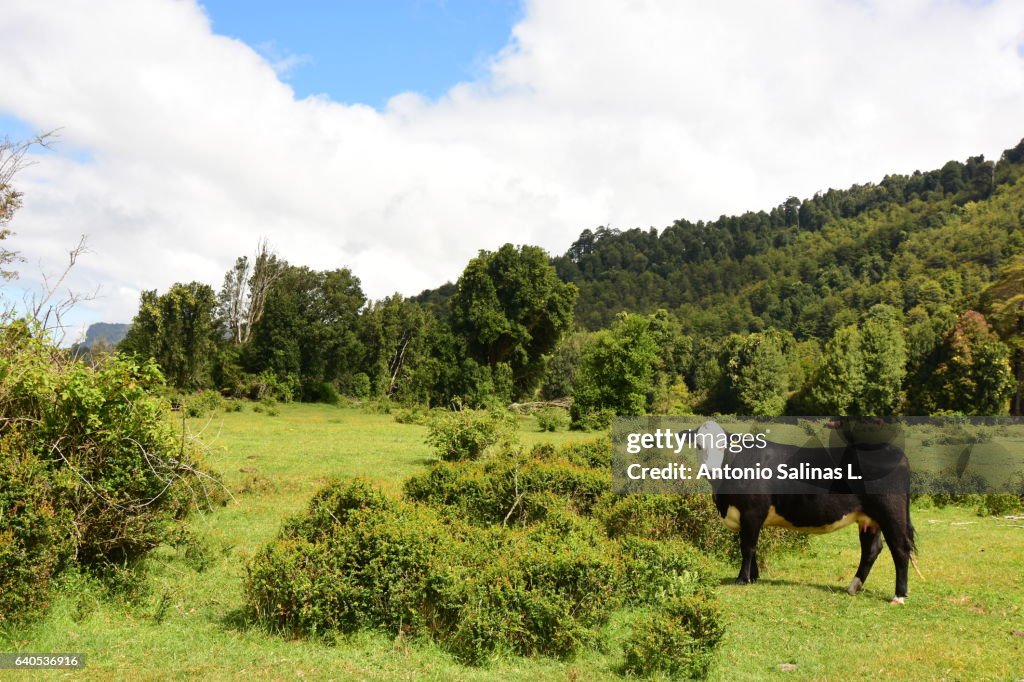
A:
0 429 74 623
570 406 615 432
246 479 625 663
243 370 296 403
536 407 569 432
621 594 725 679
360 397 393 415
393 405 430 425
425 409 518 462
404 442 611 526
348 373 371 399
618 536 706 606
183 389 224 417
0 320 218 621
306 381 340 405
595 493 807 560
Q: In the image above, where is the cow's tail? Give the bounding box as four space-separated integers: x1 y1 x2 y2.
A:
906 494 925 581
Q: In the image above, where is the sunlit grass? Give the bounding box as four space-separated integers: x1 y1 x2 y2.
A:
3 403 1022 680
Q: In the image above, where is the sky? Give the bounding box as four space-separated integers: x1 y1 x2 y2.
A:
1 0 1023 337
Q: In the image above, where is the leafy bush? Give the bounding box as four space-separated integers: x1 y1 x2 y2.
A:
246 479 626 663
570 406 615 432
425 409 518 461
595 493 807 560
393 405 431 425
306 381 340 405
622 594 725 679
182 389 225 417
404 442 610 525
348 372 371 399
0 320 218 621
619 536 706 606
536 407 569 432
0 429 74 623
238 370 296 403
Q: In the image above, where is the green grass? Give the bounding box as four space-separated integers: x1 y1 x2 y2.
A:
4 403 1023 680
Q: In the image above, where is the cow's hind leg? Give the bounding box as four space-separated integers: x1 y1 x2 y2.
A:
880 520 912 604
736 512 765 585
847 527 882 596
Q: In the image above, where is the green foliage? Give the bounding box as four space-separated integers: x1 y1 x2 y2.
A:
810 325 864 414
727 329 790 415
571 312 659 427
858 306 907 414
245 479 630 664
0 320 215 622
359 295 434 402
450 244 578 399
182 389 225 417
404 441 611 526
0 429 74 624
914 311 1015 415
539 332 589 400
425 408 519 461
621 593 725 679
535 407 569 432
120 282 221 390
245 265 366 402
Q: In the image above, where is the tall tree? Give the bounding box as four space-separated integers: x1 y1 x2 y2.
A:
811 326 865 415
246 265 366 399
571 312 659 426
921 311 1015 415
981 257 1024 415
450 244 577 399
727 330 790 416
360 294 433 401
856 305 907 415
0 135 53 280
217 239 282 345
120 282 221 390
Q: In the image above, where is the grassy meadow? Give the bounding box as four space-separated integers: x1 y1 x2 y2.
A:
3 403 1023 680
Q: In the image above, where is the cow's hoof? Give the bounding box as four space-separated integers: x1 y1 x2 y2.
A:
890 596 905 606
847 577 863 596
735 577 750 586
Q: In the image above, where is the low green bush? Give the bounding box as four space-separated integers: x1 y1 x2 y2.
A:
182 389 225 417
245 479 630 663
393 405 431 425
404 442 610 525
536 407 569 432
0 429 74 623
621 593 725 680
0 320 219 622
425 409 518 461
594 492 807 560
570 406 615 432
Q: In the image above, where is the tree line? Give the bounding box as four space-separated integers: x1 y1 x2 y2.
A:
112 138 1024 424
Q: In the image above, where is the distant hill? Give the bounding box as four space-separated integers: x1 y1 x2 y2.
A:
555 138 1024 335
416 137 1024 340
82 322 130 348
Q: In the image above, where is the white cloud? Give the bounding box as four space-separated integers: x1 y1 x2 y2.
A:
0 0 1022 328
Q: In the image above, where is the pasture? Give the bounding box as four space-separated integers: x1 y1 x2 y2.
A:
3 403 1022 680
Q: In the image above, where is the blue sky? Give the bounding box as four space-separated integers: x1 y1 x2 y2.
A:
200 0 522 108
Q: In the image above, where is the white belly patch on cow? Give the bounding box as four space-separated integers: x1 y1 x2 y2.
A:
724 505 742 531
722 505 877 534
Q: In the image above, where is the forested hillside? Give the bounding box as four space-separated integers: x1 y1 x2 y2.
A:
109 138 1024 421
556 140 1024 335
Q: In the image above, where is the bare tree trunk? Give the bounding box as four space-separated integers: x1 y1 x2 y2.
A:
240 238 281 344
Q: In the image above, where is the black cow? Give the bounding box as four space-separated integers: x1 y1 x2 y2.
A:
696 420 916 604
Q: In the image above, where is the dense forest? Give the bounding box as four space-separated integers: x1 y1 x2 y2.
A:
103 138 1024 424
